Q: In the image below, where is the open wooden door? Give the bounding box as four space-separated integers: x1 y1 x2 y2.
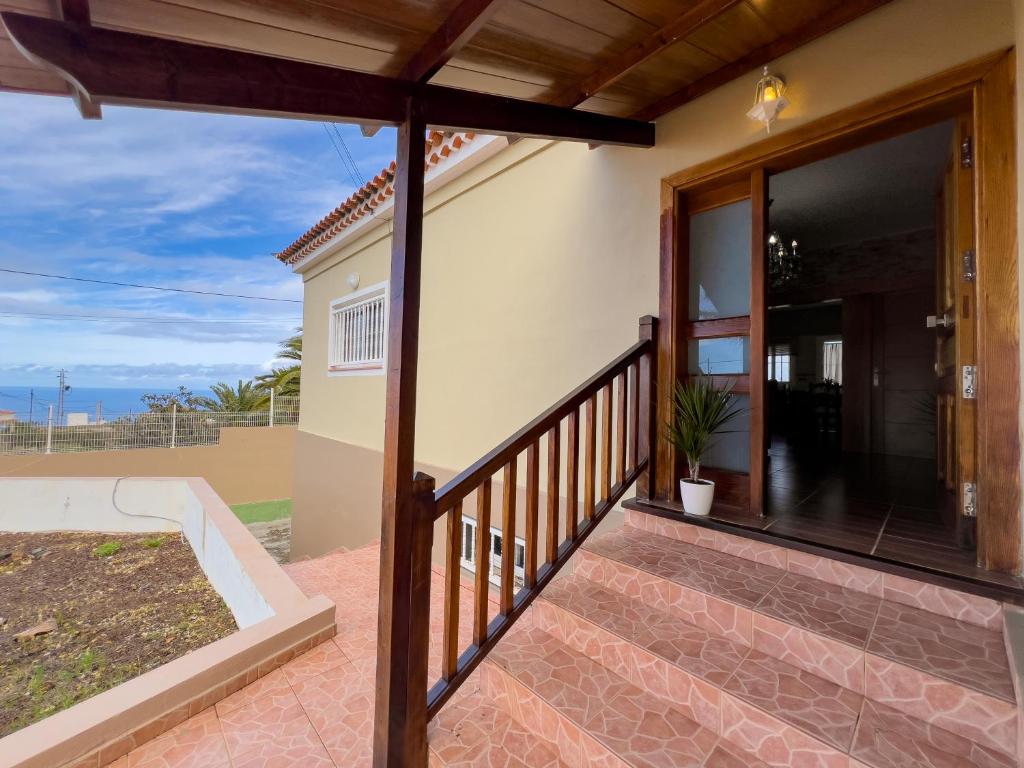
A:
935 114 977 546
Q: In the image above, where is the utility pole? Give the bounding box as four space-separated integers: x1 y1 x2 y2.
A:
28 389 34 424
96 400 102 424
56 369 70 425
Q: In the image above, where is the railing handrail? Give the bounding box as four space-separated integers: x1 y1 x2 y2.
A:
433 337 652 515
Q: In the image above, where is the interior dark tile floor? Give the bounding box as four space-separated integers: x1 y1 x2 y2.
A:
707 439 1024 591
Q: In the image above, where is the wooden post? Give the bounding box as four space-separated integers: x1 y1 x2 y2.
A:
656 181 684 501
373 97 431 768
749 168 768 517
637 316 658 500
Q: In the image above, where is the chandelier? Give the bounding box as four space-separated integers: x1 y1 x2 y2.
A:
767 231 800 288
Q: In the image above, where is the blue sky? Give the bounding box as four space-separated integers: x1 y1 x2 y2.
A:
0 92 396 389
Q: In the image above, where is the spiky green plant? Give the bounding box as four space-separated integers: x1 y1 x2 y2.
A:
665 377 743 482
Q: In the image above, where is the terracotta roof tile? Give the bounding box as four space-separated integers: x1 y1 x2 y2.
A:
275 130 476 265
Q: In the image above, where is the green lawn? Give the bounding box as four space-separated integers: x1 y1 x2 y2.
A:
230 499 292 524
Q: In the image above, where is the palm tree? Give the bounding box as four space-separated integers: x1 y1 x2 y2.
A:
194 380 269 412
256 329 301 398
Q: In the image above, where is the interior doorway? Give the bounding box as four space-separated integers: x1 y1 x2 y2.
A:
761 121 969 569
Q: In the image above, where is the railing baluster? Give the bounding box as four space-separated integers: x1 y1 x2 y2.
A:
601 383 612 501
584 395 596 520
525 441 539 589
566 409 579 541
442 500 462 682
500 460 517 615
615 373 627 485
629 363 639 472
473 478 491 647
546 424 560 564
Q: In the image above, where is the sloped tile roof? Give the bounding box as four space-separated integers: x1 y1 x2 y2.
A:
275 130 476 265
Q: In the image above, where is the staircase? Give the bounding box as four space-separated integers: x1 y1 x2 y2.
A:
428 510 1019 768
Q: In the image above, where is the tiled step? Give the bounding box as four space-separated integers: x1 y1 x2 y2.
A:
478 623 772 768
575 525 1018 758
536 574 1016 768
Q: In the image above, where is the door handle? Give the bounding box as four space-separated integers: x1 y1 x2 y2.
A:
926 314 953 329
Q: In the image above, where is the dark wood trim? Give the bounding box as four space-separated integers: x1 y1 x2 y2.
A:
427 463 646 719
434 339 651 510
373 100 429 768
631 0 896 122
637 316 658 501
398 0 503 83
554 0 740 107
50 0 100 119
700 468 749 509
0 12 655 147
625 497 1024 605
656 182 684 501
749 168 767 517
975 51 1021 573
686 316 750 339
684 179 750 214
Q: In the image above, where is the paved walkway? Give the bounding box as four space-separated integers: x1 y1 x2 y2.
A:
107 542 492 767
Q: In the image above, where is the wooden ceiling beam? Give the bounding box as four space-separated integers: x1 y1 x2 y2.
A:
399 0 502 84
554 0 741 108
630 0 895 122
50 0 100 118
0 12 654 147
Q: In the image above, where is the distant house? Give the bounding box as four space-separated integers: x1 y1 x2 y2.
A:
0 410 15 424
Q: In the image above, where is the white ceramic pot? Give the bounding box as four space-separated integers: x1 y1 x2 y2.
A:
680 478 715 517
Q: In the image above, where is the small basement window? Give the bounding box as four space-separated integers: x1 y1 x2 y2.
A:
329 282 387 374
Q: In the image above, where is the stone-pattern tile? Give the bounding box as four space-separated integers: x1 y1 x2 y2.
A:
214 668 292 718
787 550 884 597
543 576 748 686
575 549 753 646
722 650 862 751
711 531 789 570
534 598 639 683
864 654 1018 757
428 682 567 768
754 572 881 649
282 637 351 684
290 657 374 766
582 528 784 607
217 689 334 767
851 698 1016 768
702 739 773 767
867 601 1014 702
751 613 866 693
882 573 1003 630
489 625 631 727
125 709 230 768
719 694 848 768
583 685 718 768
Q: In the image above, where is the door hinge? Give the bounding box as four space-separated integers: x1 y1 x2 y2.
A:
960 135 973 168
962 365 977 399
961 249 976 282
963 482 977 517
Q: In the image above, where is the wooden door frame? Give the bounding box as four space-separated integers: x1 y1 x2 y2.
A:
656 49 1020 573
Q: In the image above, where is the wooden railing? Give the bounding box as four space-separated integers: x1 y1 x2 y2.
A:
413 315 658 724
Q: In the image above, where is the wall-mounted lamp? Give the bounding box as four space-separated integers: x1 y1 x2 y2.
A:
347 273 360 290
747 66 788 133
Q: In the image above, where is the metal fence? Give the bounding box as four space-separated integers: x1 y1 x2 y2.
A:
0 397 299 455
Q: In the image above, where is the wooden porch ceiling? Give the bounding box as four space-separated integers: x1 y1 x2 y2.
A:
0 0 893 124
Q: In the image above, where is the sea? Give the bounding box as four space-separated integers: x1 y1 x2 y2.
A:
0 386 213 422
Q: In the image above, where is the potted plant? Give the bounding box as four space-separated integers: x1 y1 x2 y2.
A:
666 376 743 516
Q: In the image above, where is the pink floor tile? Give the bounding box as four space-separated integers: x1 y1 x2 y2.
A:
282 636 351 684
218 688 333 768
125 709 230 768
214 668 291 718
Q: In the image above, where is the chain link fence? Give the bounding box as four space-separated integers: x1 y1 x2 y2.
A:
0 397 299 455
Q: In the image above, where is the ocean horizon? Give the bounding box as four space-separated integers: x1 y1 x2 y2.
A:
0 385 215 421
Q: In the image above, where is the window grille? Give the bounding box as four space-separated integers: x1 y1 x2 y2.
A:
329 284 387 372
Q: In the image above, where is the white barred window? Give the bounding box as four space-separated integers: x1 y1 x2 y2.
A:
328 283 387 374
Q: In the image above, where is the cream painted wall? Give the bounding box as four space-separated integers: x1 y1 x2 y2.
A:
297 0 1015 476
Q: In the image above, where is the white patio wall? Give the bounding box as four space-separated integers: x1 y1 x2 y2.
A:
0 477 272 628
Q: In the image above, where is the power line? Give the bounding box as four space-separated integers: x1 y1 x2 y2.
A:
321 123 362 189
0 310 300 325
332 123 366 186
0 268 302 303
